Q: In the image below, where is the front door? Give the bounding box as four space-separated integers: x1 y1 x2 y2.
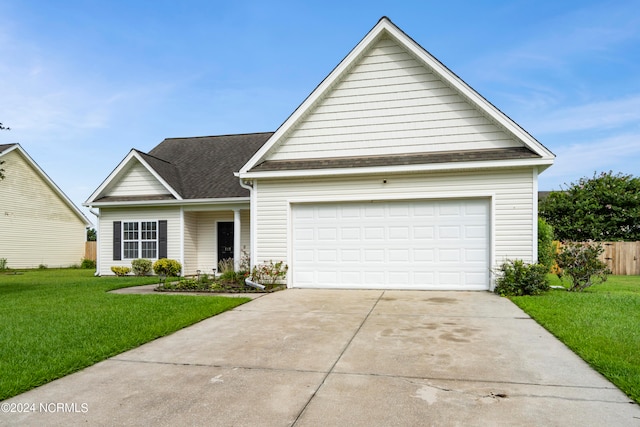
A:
217 222 234 265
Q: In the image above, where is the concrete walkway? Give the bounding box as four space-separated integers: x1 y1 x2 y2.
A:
2 290 639 426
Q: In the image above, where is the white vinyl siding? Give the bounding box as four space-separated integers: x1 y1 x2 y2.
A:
253 168 535 286
182 210 251 275
106 161 169 197
0 150 87 268
98 207 181 275
183 212 198 275
268 36 521 161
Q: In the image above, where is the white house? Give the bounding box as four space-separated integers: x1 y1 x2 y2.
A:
0 143 92 268
85 17 554 290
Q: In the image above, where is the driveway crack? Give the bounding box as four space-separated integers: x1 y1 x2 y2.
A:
291 290 385 426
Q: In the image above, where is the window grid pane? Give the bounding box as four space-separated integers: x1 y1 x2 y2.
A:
124 242 138 259
141 242 157 259
122 221 158 259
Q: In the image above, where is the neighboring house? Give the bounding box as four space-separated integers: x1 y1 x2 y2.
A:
0 143 92 268
85 17 554 290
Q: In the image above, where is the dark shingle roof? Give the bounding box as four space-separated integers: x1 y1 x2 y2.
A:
251 147 540 172
135 150 183 196
0 143 16 154
148 132 272 199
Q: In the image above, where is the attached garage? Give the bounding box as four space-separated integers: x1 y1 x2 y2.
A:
291 199 490 290
238 18 555 292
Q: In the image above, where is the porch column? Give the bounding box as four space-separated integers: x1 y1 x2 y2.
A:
233 208 241 271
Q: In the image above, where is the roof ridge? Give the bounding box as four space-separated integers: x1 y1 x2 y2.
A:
163 131 274 141
134 149 184 197
134 149 174 165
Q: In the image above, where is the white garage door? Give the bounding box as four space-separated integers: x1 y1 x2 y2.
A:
291 199 490 290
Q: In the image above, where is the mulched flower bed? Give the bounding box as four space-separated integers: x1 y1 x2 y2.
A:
155 280 284 294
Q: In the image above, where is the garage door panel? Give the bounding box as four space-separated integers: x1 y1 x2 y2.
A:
340 228 361 239
292 199 489 290
414 249 435 262
364 227 385 240
438 226 461 239
414 226 434 239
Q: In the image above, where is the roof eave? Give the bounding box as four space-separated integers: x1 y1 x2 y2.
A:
84 196 250 208
239 157 555 179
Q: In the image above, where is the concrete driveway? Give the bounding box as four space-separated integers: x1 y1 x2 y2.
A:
2 290 639 426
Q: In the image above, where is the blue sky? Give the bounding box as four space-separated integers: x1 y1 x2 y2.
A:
1 0 639 223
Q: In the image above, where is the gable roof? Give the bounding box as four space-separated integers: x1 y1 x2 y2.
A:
86 132 272 205
0 143 91 226
239 16 554 177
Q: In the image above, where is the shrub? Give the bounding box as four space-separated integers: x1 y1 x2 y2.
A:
250 260 288 286
38 264 48 270
153 258 182 277
556 241 610 292
131 259 153 276
538 217 555 272
81 258 96 269
494 259 550 296
0 258 8 271
111 266 131 276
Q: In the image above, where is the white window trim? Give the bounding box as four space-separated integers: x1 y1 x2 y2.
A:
122 219 159 260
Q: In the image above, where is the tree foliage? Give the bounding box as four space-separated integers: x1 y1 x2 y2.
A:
537 217 555 272
539 171 640 241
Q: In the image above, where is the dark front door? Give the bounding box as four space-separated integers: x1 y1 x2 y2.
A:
217 222 234 265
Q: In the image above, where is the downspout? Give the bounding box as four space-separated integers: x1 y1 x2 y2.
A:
89 208 100 276
238 177 255 270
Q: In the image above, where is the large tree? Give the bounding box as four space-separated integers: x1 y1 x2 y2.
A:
540 171 640 241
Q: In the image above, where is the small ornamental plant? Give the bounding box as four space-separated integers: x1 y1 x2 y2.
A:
556 241 610 292
153 258 182 277
111 266 131 277
250 260 288 286
131 259 153 276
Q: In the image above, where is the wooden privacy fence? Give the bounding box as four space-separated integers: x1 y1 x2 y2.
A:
555 241 640 275
601 242 640 275
85 241 97 261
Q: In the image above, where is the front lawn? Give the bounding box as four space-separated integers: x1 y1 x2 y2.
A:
0 269 250 401
510 275 640 403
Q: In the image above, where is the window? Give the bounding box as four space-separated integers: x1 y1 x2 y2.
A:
122 221 158 259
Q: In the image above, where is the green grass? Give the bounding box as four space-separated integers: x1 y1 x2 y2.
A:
0 269 250 401
510 275 640 403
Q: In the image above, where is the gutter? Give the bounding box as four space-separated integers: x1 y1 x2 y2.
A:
237 175 256 270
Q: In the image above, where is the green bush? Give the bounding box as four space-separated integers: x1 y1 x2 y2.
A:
131 259 153 276
494 259 550 296
0 258 8 271
110 266 131 276
556 241 610 291
81 258 96 269
538 217 555 272
153 258 182 277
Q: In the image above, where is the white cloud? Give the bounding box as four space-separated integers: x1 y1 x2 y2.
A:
531 95 640 135
540 132 640 189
